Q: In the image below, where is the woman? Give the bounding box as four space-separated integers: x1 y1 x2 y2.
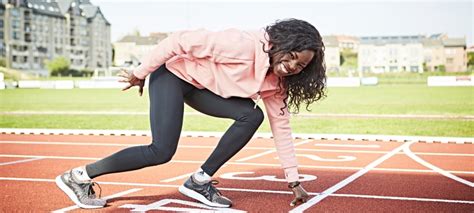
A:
56 18 326 209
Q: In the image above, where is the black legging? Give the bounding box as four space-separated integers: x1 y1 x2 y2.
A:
86 65 264 178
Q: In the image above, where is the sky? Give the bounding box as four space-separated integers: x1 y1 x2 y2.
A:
91 0 473 46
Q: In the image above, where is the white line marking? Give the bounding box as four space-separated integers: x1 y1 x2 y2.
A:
403 143 474 187
1 154 473 175
236 139 313 162
236 150 275 162
330 193 474 204
314 144 380 148
3 141 473 157
52 188 142 213
160 172 195 183
290 141 415 212
0 157 42 166
1 177 472 205
4 111 473 120
2 128 472 143
295 154 357 162
121 198 246 212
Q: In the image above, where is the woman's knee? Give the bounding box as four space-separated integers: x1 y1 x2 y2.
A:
142 144 176 165
237 106 264 127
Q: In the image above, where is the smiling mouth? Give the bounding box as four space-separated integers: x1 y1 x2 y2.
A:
279 63 291 76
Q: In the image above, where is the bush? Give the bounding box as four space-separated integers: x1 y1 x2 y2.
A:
80 68 94 77
0 58 6 67
46 57 70 76
438 65 446 72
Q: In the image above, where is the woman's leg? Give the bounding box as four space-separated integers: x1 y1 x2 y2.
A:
184 89 264 176
85 65 195 178
178 89 264 207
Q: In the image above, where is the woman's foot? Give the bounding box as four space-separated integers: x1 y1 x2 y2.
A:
55 170 106 209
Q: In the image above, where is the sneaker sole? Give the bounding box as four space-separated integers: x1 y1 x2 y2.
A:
55 175 105 209
178 185 231 208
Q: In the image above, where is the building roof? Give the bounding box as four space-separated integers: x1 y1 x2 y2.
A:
422 38 443 47
26 0 64 18
23 0 109 24
322 36 339 47
442 38 466 47
360 35 425 45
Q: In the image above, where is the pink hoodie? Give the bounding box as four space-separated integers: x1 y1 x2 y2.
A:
134 28 299 182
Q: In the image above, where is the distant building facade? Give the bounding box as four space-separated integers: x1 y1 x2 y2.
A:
113 32 168 67
335 35 359 51
322 35 340 72
358 35 424 73
358 34 467 73
0 0 111 75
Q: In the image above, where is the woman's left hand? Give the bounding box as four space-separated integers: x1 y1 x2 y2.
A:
290 182 309 206
118 69 145 96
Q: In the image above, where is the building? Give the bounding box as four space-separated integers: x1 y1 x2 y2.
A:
113 32 168 67
0 0 111 75
359 34 468 73
322 35 340 72
358 35 425 73
442 38 467 72
423 38 445 72
335 35 359 51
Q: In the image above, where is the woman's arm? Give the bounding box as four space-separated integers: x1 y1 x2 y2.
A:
133 29 215 79
263 95 309 206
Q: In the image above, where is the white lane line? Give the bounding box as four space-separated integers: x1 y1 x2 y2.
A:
160 165 228 183
236 150 275 162
290 141 415 213
52 188 143 213
404 143 474 188
0 157 42 166
1 177 473 205
1 154 473 175
330 193 474 204
314 144 380 148
236 139 313 162
2 128 473 144
160 172 195 183
2 141 474 157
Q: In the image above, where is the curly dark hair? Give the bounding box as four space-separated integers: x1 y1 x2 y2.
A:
264 18 327 114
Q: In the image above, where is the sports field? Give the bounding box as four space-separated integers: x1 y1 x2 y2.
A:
0 84 473 137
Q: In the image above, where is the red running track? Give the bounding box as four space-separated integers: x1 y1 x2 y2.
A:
0 133 473 212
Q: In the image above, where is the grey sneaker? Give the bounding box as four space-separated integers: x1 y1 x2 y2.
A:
55 170 106 209
178 176 232 208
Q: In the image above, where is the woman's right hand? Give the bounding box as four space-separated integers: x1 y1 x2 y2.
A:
118 69 145 96
289 182 309 206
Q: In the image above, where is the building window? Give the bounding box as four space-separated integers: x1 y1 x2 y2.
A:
410 66 419 72
12 20 20 29
13 32 20 40
446 58 454 64
11 9 19 17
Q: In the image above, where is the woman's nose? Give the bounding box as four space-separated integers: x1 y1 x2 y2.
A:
288 61 297 72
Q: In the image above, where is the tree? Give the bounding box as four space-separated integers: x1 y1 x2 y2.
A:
0 57 6 67
468 52 474 67
45 57 70 76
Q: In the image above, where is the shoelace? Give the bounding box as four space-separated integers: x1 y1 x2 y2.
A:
205 180 222 196
82 181 102 199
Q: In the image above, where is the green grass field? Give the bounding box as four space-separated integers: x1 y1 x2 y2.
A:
1 84 473 137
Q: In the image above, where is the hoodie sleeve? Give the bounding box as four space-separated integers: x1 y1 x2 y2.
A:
262 94 299 183
133 29 255 79
133 29 215 79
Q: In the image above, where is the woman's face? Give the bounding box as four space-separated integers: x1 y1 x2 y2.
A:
271 50 314 77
